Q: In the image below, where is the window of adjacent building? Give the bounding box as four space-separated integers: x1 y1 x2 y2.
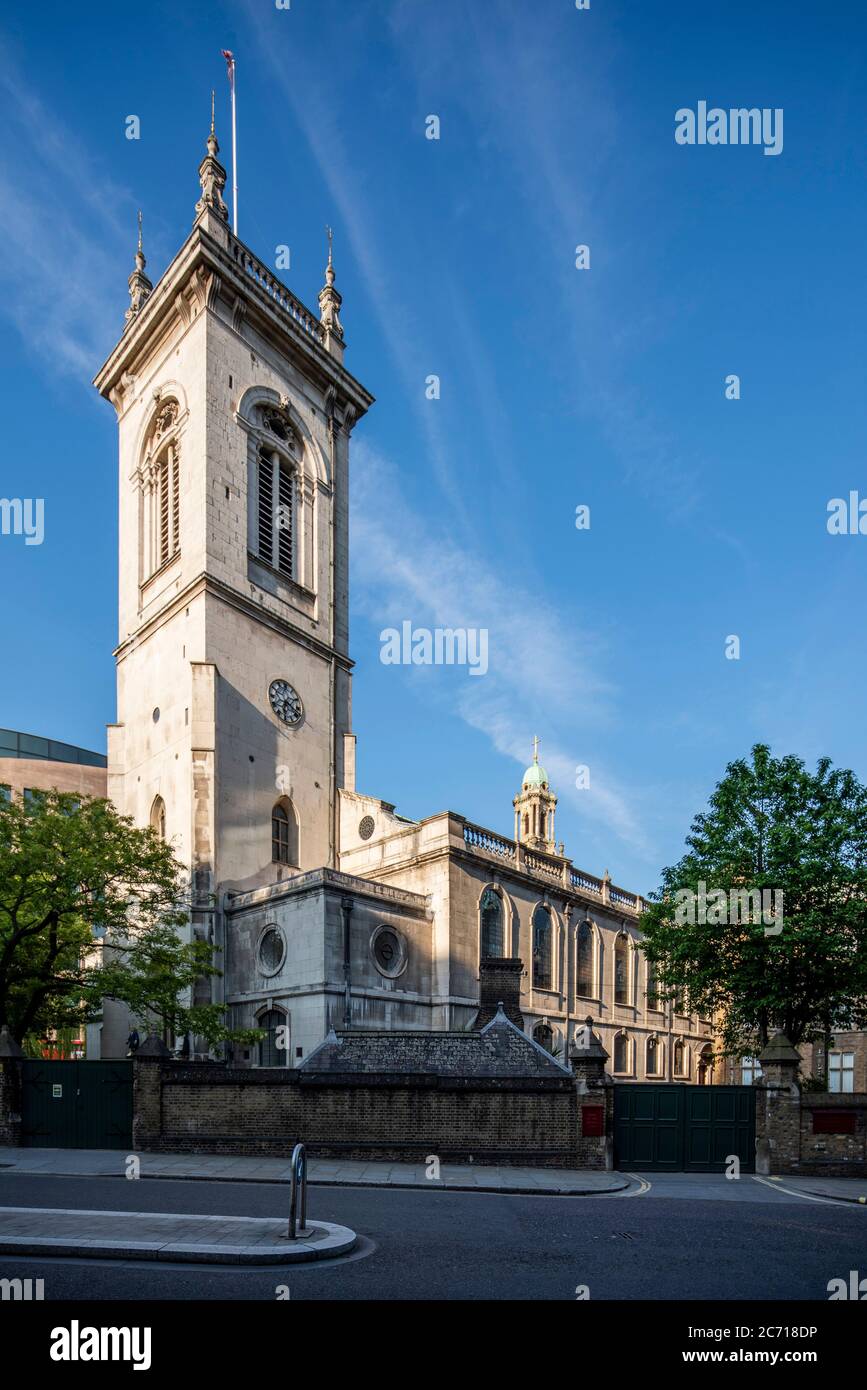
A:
646 1035 661 1076
741 1055 762 1085
480 886 504 958
614 933 629 1005
0 785 10 803
532 904 553 991
23 788 45 811
828 1050 855 1093
257 446 295 578
613 1032 629 1073
271 799 299 866
576 919 594 998
258 1008 288 1067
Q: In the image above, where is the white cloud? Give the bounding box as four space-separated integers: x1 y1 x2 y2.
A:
352 441 653 859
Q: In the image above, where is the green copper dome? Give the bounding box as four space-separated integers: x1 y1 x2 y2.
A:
522 739 548 788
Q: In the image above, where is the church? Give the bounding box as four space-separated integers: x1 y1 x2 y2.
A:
89 112 716 1082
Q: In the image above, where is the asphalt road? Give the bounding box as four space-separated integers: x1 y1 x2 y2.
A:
1 1170 865 1302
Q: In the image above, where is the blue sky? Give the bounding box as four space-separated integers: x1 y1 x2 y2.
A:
0 0 865 895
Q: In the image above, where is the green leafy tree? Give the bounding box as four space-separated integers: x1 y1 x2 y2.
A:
639 745 867 1054
0 790 256 1048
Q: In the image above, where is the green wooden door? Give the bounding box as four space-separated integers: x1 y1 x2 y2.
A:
21 1061 133 1150
614 1084 755 1172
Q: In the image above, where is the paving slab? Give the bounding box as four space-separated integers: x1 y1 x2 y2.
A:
0 1205 357 1264
0 1145 628 1195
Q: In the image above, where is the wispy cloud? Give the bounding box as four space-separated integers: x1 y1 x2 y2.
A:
0 54 133 376
352 441 654 859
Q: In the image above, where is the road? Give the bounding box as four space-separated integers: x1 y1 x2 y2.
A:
1 1170 864 1301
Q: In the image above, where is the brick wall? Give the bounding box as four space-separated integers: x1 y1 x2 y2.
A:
133 1059 581 1166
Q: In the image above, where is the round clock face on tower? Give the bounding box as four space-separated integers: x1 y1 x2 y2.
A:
268 679 303 726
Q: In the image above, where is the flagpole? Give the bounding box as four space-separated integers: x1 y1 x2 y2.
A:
221 50 238 236
230 64 237 236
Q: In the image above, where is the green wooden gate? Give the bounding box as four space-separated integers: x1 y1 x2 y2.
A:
614 1084 755 1172
21 1060 133 1150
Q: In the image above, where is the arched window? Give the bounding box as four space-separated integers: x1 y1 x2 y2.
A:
257 444 295 578
674 1039 687 1077
480 887 504 958
143 399 181 577
698 1044 714 1085
614 932 630 1005
646 1035 661 1076
533 1022 554 1053
150 795 166 842
258 1007 288 1067
271 799 299 866
532 904 553 991
576 919 594 998
613 1031 629 1073
645 955 659 1010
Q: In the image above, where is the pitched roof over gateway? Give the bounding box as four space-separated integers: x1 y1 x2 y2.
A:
300 1005 573 1081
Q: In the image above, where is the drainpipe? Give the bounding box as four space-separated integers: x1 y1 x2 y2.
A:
341 895 354 1027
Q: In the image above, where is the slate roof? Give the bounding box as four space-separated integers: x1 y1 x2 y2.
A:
300 1005 572 1079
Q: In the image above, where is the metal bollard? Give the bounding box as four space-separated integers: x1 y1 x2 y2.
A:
288 1142 307 1239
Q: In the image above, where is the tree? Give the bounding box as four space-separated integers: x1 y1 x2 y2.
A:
0 790 254 1048
639 744 867 1054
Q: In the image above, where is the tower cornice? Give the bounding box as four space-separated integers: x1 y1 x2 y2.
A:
93 211 374 422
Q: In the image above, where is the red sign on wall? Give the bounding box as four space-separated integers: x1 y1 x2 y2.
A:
582 1105 604 1137
812 1110 856 1135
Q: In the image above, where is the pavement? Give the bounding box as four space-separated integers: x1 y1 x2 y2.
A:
0 1146 629 1195
0 1202 356 1264
1 1146 865 1204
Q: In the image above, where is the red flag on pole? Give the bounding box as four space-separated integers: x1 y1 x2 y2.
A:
222 49 235 91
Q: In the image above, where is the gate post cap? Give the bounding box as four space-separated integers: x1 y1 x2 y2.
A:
0 1025 24 1058
758 1032 800 1065
136 1035 172 1059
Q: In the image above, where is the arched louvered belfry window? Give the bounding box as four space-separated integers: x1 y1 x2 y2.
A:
480 887 504 958
532 904 553 991
576 920 594 998
271 799 299 866
614 932 630 1005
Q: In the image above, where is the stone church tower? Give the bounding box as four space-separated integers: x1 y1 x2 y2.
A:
93 116 372 1051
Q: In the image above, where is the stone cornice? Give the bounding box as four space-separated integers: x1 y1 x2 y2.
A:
94 213 374 420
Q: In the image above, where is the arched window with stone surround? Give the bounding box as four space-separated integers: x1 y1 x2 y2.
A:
479 886 504 958
614 932 630 1005
645 954 660 1010
142 398 181 578
254 405 302 580
613 1031 630 1074
257 1007 288 1068
532 904 553 991
576 919 595 998
646 1034 662 1077
674 1038 688 1078
271 798 299 866
533 1022 554 1053
150 795 166 842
